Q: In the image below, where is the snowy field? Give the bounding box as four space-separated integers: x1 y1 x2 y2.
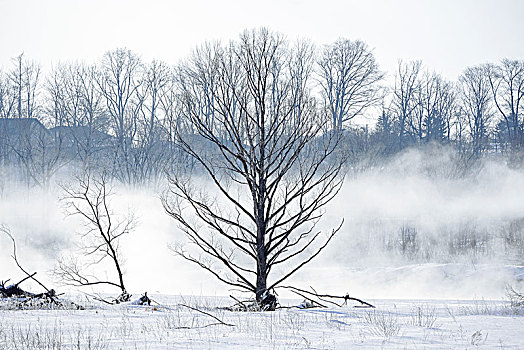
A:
1 295 523 349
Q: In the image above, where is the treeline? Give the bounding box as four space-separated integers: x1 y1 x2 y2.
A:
372 59 523 157
0 30 523 188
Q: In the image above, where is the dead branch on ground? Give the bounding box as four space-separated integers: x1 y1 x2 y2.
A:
178 304 235 328
1 225 83 310
281 285 375 308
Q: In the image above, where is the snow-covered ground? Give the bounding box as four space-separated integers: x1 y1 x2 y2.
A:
1 295 523 349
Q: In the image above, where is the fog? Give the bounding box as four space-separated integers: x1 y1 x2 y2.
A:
297 146 524 299
1 146 523 300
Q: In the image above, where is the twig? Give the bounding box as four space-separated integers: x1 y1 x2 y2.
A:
93 296 115 305
229 294 248 311
342 295 375 308
288 289 327 308
89 291 121 305
309 285 343 307
281 286 375 308
170 322 230 330
148 297 162 306
178 304 235 327
15 273 37 287
0 279 10 288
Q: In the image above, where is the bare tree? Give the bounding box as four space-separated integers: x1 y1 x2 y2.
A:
0 56 48 187
0 70 16 173
453 104 469 152
409 71 456 143
486 59 524 150
0 69 16 117
75 64 112 171
162 28 345 307
9 53 41 118
55 172 134 301
16 127 65 188
317 39 384 129
96 48 144 184
459 65 494 155
392 60 422 148
439 81 458 143
159 67 192 163
131 59 172 184
46 64 69 127
45 63 109 172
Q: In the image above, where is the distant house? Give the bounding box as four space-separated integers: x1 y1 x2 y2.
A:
50 125 114 150
0 117 49 164
46 126 118 169
0 117 48 138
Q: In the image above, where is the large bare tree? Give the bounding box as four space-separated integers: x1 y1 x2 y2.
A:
162 28 345 307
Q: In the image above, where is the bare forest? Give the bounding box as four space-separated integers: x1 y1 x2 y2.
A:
1 31 522 190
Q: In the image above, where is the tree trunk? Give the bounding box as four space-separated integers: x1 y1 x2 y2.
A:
255 243 267 302
255 184 267 301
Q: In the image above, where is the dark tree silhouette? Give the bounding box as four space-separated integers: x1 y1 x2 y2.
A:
54 172 133 301
162 28 345 307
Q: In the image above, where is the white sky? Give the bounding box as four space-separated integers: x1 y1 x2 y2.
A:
0 0 523 81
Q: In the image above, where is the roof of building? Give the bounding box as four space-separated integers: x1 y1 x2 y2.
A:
0 117 47 136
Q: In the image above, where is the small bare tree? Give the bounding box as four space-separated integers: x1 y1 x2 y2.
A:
162 28 345 308
55 172 134 302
